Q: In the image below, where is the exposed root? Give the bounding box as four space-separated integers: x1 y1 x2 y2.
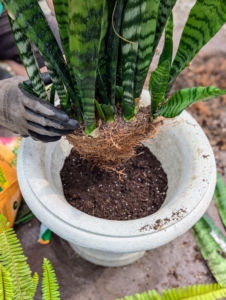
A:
67 107 164 170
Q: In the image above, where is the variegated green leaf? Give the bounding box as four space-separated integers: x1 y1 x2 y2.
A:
121 0 146 120
158 12 173 66
117 284 226 300
150 60 170 114
168 0 226 93
214 173 226 228
3 0 82 118
8 18 48 101
95 100 106 121
203 214 226 252
102 104 115 122
153 0 176 51
96 67 110 106
192 216 226 287
134 0 160 99
44 60 71 116
52 0 78 92
68 0 108 134
52 0 70 64
106 0 125 106
156 86 226 118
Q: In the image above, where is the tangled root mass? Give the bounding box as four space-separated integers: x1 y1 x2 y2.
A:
67 107 162 170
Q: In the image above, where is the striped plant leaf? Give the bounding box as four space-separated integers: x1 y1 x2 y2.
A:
153 0 176 51
102 104 115 122
214 173 226 228
95 100 106 121
158 12 173 66
121 0 146 120
96 67 110 106
134 0 160 99
8 18 48 101
106 0 125 106
52 0 78 92
156 86 226 118
150 60 170 114
203 214 226 251
3 0 82 118
52 0 70 65
44 60 71 116
118 284 226 300
68 0 108 134
167 0 226 93
192 216 226 287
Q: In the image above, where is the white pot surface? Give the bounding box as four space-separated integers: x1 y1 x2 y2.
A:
17 103 216 265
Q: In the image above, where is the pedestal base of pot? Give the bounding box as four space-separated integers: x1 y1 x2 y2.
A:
69 243 145 267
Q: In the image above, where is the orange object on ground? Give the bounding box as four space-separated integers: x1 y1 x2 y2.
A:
0 137 22 227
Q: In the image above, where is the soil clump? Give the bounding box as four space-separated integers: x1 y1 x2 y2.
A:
60 144 168 220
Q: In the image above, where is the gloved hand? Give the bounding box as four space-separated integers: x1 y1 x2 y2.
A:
0 76 79 142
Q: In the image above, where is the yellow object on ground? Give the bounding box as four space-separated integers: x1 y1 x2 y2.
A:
0 137 22 227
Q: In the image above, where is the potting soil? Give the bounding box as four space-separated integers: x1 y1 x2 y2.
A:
60 144 168 220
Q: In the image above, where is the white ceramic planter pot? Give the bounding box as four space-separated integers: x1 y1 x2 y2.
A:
17 91 216 267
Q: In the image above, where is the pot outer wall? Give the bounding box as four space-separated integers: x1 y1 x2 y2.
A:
17 91 216 267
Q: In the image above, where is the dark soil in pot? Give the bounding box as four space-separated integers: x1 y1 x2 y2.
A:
60 144 168 220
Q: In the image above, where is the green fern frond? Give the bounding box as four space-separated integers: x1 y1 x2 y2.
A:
117 284 226 300
30 273 39 299
42 258 60 300
0 263 14 300
0 214 33 300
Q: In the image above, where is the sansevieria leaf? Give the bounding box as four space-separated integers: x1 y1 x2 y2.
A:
167 0 226 93
134 0 160 99
158 12 173 66
3 0 82 118
68 0 108 134
192 216 226 287
121 0 146 120
43 60 71 116
150 60 170 114
214 173 226 228
117 284 226 300
153 0 177 51
8 17 48 101
156 86 226 118
0 264 13 300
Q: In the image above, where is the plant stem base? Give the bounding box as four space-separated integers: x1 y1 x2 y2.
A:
69 243 145 267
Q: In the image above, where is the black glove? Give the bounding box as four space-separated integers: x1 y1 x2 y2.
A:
0 76 79 142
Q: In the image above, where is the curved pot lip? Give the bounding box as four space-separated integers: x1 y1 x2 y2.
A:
17 111 216 251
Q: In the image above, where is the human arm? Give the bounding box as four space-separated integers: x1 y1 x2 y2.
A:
0 76 79 142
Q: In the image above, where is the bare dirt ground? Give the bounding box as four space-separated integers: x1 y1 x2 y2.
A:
2 1 226 299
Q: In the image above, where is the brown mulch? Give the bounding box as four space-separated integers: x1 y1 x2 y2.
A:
172 52 226 176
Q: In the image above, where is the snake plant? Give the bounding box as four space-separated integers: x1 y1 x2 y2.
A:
1 0 226 135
